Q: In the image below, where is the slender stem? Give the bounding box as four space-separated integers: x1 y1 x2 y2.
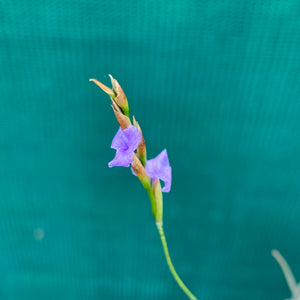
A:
272 249 298 297
156 223 198 300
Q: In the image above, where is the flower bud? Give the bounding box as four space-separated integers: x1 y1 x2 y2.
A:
132 116 147 166
90 76 129 118
153 178 163 224
109 75 129 117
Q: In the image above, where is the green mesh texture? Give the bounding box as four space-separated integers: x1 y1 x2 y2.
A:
0 0 300 299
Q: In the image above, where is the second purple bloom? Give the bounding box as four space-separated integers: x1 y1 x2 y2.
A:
145 149 172 193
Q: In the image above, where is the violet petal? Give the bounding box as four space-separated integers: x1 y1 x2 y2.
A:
111 127 129 150
109 125 142 168
109 149 133 168
145 149 172 192
123 125 142 151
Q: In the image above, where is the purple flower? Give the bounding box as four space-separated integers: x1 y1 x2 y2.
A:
109 125 142 168
145 149 172 192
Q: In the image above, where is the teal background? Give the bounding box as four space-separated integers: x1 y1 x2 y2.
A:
1 0 300 299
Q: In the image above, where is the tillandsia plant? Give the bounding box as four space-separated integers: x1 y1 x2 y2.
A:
90 75 197 300
272 250 300 300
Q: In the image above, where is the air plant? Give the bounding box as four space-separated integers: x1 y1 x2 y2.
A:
90 75 197 300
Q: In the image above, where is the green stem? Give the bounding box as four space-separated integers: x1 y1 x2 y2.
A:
156 223 198 300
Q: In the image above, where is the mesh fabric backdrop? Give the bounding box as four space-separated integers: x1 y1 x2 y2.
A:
1 0 300 299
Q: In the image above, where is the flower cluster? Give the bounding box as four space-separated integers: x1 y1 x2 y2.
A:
90 75 171 222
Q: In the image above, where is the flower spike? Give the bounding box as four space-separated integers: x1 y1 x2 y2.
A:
91 75 197 300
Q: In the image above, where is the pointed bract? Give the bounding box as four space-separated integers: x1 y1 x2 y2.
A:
90 76 129 117
109 75 129 117
131 154 151 183
112 106 131 130
89 78 115 98
133 116 147 166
